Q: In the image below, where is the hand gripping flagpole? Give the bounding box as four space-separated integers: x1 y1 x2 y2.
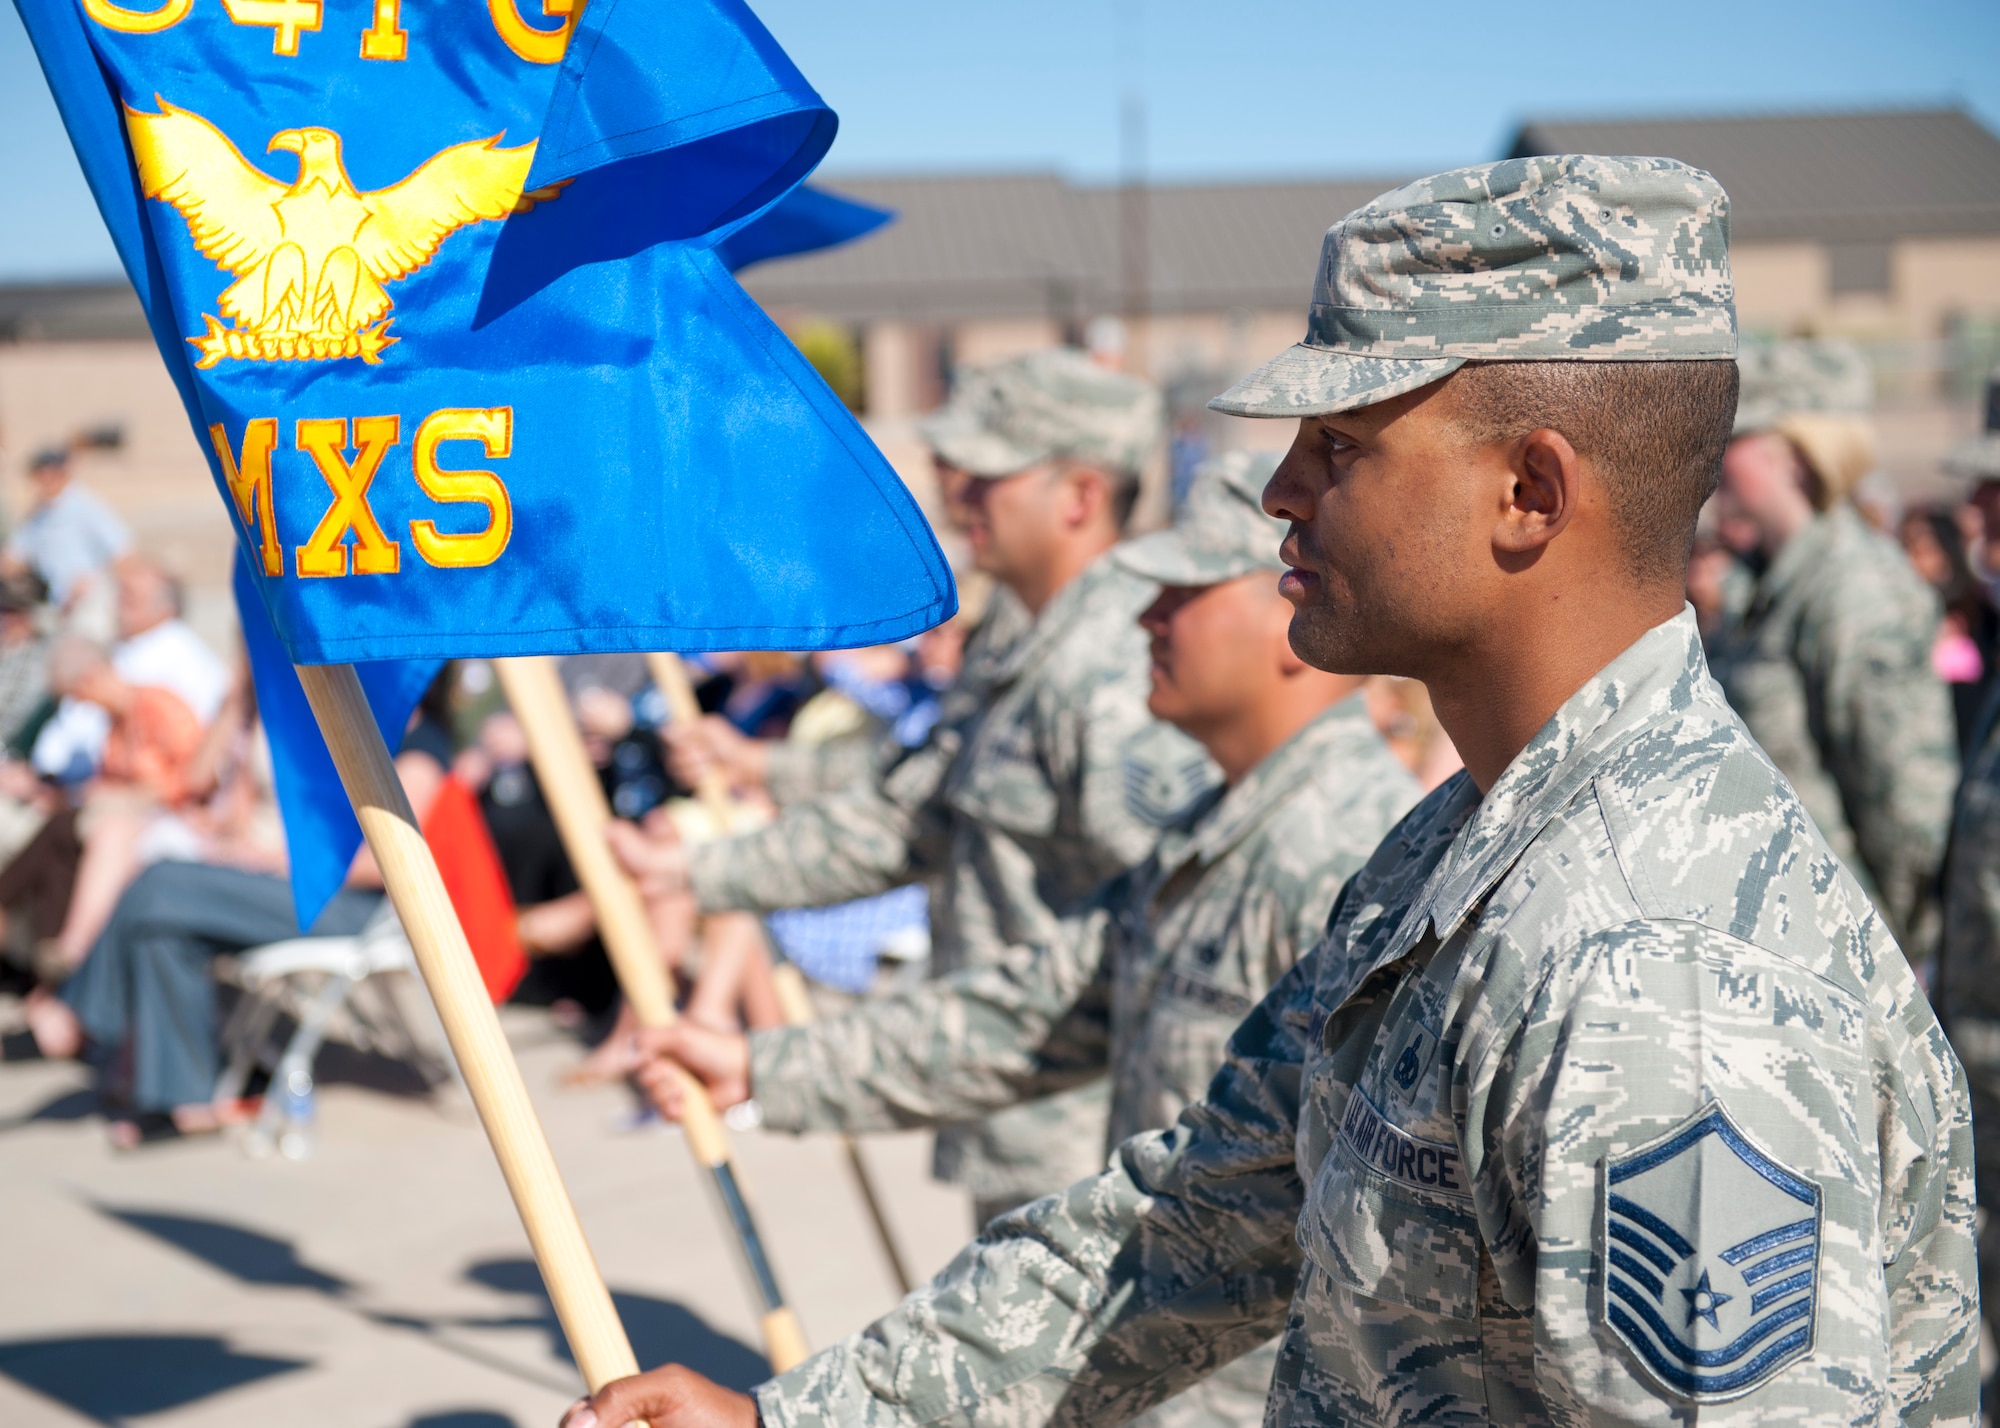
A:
493 656 810 1373
644 652 736 827
294 663 642 1395
646 650 915 1297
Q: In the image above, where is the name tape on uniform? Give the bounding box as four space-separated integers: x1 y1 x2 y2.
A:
1338 1088 1469 1201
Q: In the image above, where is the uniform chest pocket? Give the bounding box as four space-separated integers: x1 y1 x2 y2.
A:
951 717 1058 837
1298 1091 1481 1321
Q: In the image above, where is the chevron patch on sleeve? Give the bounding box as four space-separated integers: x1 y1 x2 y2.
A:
1599 1101 1822 1402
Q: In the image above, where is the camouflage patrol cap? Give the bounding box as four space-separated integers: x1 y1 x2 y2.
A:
1211 155 1737 419
1944 367 2000 485
1114 452 1285 586
1733 336 1873 435
920 348 1163 479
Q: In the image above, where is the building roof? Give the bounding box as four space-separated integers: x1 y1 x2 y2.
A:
748 108 2000 323
1508 109 2000 244
0 281 148 341
741 174 1398 325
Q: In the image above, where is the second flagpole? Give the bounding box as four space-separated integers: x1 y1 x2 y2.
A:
494 655 809 1372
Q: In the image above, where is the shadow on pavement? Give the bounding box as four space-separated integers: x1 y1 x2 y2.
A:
100 1206 352 1292
312 1038 441 1098
91 1203 577 1395
464 1258 771 1391
0 1333 305 1421
86 1204 749 1397
0 1084 98 1132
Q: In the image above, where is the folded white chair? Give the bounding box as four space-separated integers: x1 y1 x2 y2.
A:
213 901 456 1158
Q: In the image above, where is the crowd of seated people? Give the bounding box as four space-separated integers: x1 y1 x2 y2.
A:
0 577 979 1146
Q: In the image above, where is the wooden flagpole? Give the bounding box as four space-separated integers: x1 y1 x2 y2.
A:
493 656 809 1372
643 652 733 825
294 663 640 1394
645 650 915 1297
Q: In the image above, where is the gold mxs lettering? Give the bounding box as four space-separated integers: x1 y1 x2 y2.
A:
210 418 282 576
296 415 402 577
410 408 513 569
220 409 519 579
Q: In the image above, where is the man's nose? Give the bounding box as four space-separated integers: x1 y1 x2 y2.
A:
1263 441 1312 521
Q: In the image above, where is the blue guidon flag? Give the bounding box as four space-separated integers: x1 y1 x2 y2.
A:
1601 1101 1822 1401
16 0 955 665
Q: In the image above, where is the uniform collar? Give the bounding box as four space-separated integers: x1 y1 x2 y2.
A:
986 551 1131 686
956 586 1032 690
1376 606 1712 968
1157 693 1381 875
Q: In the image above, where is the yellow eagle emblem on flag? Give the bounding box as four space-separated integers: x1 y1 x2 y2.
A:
125 99 562 367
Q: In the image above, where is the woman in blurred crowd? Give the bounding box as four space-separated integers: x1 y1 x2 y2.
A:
1901 505 2000 755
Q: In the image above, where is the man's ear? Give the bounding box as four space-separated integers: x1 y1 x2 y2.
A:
1495 428 1580 558
1060 464 1114 530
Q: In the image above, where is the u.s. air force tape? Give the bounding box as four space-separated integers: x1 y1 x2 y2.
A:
1338 1088 1470 1201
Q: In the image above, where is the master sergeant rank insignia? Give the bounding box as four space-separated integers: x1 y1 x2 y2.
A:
1599 1101 1822 1402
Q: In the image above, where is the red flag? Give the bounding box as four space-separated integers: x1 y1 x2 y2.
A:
421 777 526 1004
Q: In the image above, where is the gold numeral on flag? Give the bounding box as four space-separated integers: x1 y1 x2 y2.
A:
222 0 323 56
359 0 406 59
81 0 191 35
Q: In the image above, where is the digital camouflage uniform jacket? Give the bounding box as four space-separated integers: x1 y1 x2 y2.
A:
749 696 1418 1427
761 595 1034 808
763 727 890 807
1706 505 1956 956
758 610 1977 1428
1938 689 2000 1343
689 557 1218 1200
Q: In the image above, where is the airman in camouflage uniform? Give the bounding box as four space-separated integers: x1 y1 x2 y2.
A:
1705 338 1957 956
681 350 1220 1220
569 157 1976 1428
718 454 1419 1426
1936 374 2000 1400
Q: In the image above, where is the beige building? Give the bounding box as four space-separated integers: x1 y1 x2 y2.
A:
4 106 1998 615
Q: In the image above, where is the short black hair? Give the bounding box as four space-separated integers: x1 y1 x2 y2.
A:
1051 459 1143 532
1443 359 1740 584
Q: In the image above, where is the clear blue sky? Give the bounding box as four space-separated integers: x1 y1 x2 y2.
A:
3 0 1996 280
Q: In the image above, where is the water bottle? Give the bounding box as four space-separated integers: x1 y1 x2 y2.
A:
275 1061 317 1161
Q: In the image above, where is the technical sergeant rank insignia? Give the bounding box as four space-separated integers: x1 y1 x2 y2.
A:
1122 722 1218 829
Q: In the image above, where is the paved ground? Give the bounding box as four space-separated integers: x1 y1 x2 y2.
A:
0 999 976 1428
